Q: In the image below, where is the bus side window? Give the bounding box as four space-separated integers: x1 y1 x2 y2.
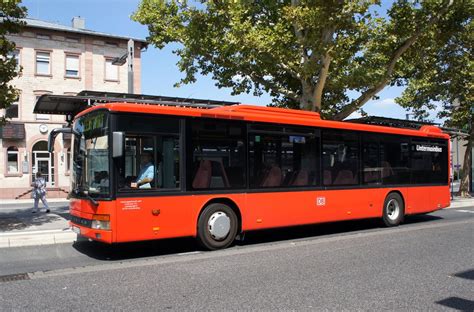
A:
159 136 180 189
249 131 319 188
190 120 246 190
322 130 359 186
362 138 381 185
118 135 180 191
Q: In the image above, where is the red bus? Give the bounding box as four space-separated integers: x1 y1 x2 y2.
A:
41 92 450 250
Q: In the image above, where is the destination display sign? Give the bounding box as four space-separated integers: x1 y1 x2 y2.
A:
416 145 442 153
83 112 106 132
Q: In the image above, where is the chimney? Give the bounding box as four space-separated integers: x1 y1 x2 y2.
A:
71 16 85 29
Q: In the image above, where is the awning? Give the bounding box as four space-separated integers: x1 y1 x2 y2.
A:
33 90 240 120
33 94 92 118
0 123 25 139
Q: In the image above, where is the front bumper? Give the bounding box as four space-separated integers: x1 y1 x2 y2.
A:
70 219 113 244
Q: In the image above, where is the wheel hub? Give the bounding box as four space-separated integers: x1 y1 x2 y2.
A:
387 199 400 221
208 212 231 240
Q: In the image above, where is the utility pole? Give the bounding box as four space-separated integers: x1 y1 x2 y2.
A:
127 39 134 94
112 39 135 94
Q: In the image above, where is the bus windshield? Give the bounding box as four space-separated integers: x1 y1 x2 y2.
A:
71 111 110 199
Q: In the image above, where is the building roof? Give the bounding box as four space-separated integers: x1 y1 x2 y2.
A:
9 17 147 45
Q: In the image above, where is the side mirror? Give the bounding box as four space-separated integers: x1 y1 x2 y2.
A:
48 128 72 153
112 132 124 158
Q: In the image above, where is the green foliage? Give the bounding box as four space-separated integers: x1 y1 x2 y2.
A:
134 0 470 121
396 2 473 129
394 3 473 197
0 0 26 125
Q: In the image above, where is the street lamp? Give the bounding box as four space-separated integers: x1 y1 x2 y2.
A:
112 39 134 94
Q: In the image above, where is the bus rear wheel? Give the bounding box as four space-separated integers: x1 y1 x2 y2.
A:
382 192 405 227
197 203 238 250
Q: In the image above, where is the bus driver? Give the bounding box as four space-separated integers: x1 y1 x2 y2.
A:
131 151 154 189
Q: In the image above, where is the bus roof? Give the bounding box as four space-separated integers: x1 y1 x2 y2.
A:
78 101 449 140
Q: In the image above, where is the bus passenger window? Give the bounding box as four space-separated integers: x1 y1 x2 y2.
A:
322 130 359 186
249 129 319 188
362 139 381 185
190 120 246 190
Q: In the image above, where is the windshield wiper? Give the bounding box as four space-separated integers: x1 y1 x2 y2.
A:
73 187 99 207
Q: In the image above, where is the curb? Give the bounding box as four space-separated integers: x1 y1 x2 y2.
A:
448 200 474 209
0 198 69 206
0 229 77 248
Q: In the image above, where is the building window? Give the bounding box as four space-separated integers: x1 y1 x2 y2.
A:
66 149 71 173
65 54 80 78
36 33 51 40
5 96 19 119
105 58 119 81
36 51 51 75
7 146 19 174
66 37 79 43
8 49 20 72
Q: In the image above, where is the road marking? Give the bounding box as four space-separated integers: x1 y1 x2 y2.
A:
455 210 474 214
177 251 201 256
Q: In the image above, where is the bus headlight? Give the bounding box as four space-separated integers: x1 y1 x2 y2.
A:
91 214 110 230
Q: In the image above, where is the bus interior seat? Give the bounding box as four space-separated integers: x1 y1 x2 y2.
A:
364 170 378 183
282 171 296 186
226 167 244 187
323 170 332 185
210 160 230 188
333 170 354 185
260 165 282 187
192 160 212 189
381 161 394 178
291 170 309 186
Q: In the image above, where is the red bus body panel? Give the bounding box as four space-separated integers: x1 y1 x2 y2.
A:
69 103 450 244
70 186 450 244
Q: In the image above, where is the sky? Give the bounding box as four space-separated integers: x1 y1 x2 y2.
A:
21 0 438 122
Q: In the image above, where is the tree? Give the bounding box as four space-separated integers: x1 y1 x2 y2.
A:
0 0 26 126
396 8 473 197
133 0 467 120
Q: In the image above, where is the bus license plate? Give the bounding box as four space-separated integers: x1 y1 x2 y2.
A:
71 226 81 235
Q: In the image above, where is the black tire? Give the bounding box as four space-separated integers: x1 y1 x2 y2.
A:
196 203 238 250
382 192 405 227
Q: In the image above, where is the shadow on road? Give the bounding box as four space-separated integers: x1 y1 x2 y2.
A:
436 297 474 311
435 268 474 311
0 206 70 232
72 213 443 261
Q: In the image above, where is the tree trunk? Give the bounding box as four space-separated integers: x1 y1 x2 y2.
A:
300 83 315 111
457 129 472 197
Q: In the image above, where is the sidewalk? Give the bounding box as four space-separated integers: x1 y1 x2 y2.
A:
449 195 474 208
0 195 473 248
0 200 76 248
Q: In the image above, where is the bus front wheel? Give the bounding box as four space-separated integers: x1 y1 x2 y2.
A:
382 192 405 227
197 203 238 250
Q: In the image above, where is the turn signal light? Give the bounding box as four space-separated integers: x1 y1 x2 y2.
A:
92 214 110 221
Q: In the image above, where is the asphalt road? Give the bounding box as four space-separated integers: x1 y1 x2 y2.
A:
0 206 473 311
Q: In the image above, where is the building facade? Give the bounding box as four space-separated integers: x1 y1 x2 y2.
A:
0 17 146 199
